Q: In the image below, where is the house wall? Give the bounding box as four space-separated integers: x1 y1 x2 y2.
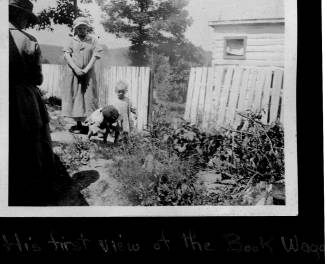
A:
211 23 285 67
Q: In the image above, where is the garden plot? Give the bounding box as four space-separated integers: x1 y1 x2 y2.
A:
47 102 285 206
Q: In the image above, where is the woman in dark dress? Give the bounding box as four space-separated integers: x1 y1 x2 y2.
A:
9 0 87 206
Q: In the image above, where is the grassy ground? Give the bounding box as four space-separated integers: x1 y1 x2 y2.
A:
47 98 285 207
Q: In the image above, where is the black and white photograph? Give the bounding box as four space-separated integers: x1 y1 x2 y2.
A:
1 0 297 216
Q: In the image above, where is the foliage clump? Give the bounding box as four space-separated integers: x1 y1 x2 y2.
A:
51 102 285 206
102 106 285 206
54 137 93 175
209 111 284 184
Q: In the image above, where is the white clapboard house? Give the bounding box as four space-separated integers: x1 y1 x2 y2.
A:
208 0 284 67
185 0 285 129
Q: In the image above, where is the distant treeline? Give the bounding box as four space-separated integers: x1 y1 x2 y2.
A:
40 44 131 66
40 43 212 103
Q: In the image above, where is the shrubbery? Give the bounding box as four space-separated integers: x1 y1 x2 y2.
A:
54 136 92 174
52 102 285 206
91 129 204 206
102 105 284 206
209 112 285 184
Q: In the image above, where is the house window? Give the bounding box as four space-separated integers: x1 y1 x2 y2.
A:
223 36 247 60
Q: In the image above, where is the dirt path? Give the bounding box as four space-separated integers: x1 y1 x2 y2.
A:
51 129 131 206
78 158 130 206
49 106 131 206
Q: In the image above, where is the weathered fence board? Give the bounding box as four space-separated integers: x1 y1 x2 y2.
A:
217 67 234 126
269 69 283 123
39 64 151 130
211 67 225 124
190 68 202 124
197 67 208 125
184 68 195 120
253 69 266 111
40 64 66 99
185 66 284 129
261 68 273 124
202 67 214 129
226 67 243 126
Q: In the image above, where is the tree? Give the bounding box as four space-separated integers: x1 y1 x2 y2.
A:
29 0 95 30
99 0 193 66
29 0 211 103
152 53 171 101
154 40 212 103
99 0 212 103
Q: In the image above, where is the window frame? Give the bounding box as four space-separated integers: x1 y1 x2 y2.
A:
223 36 247 60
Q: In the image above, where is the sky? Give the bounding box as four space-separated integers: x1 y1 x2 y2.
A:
26 0 284 51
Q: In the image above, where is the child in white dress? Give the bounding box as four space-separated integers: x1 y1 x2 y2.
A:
112 81 136 136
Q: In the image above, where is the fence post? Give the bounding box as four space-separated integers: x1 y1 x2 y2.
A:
147 69 154 128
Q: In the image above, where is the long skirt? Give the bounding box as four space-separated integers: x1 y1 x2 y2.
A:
9 84 59 205
9 84 88 206
61 69 99 120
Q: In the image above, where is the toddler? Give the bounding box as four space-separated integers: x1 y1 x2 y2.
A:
112 81 136 136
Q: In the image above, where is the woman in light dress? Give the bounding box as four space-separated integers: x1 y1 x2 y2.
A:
62 17 103 133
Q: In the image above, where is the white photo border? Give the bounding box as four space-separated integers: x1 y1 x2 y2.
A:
0 0 298 217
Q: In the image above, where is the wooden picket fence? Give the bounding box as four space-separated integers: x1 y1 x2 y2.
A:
40 64 152 130
184 66 284 129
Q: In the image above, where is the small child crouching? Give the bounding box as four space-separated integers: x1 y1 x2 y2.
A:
84 105 120 143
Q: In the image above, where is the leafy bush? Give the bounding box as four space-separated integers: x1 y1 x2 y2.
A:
50 103 284 206
147 103 174 139
95 132 204 206
204 111 285 205
54 137 92 174
96 109 284 206
40 89 62 107
209 111 284 184
166 122 223 166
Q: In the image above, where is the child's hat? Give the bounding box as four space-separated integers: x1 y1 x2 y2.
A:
73 17 92 30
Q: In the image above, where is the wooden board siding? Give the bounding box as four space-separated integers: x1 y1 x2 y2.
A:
210 24 285 67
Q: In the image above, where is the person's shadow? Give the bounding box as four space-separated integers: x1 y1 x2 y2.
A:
53 155 100 206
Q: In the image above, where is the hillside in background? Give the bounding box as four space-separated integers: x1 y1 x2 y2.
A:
40 44 65 64
40 44 131 66
40 44 211 67
101 45 132 66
